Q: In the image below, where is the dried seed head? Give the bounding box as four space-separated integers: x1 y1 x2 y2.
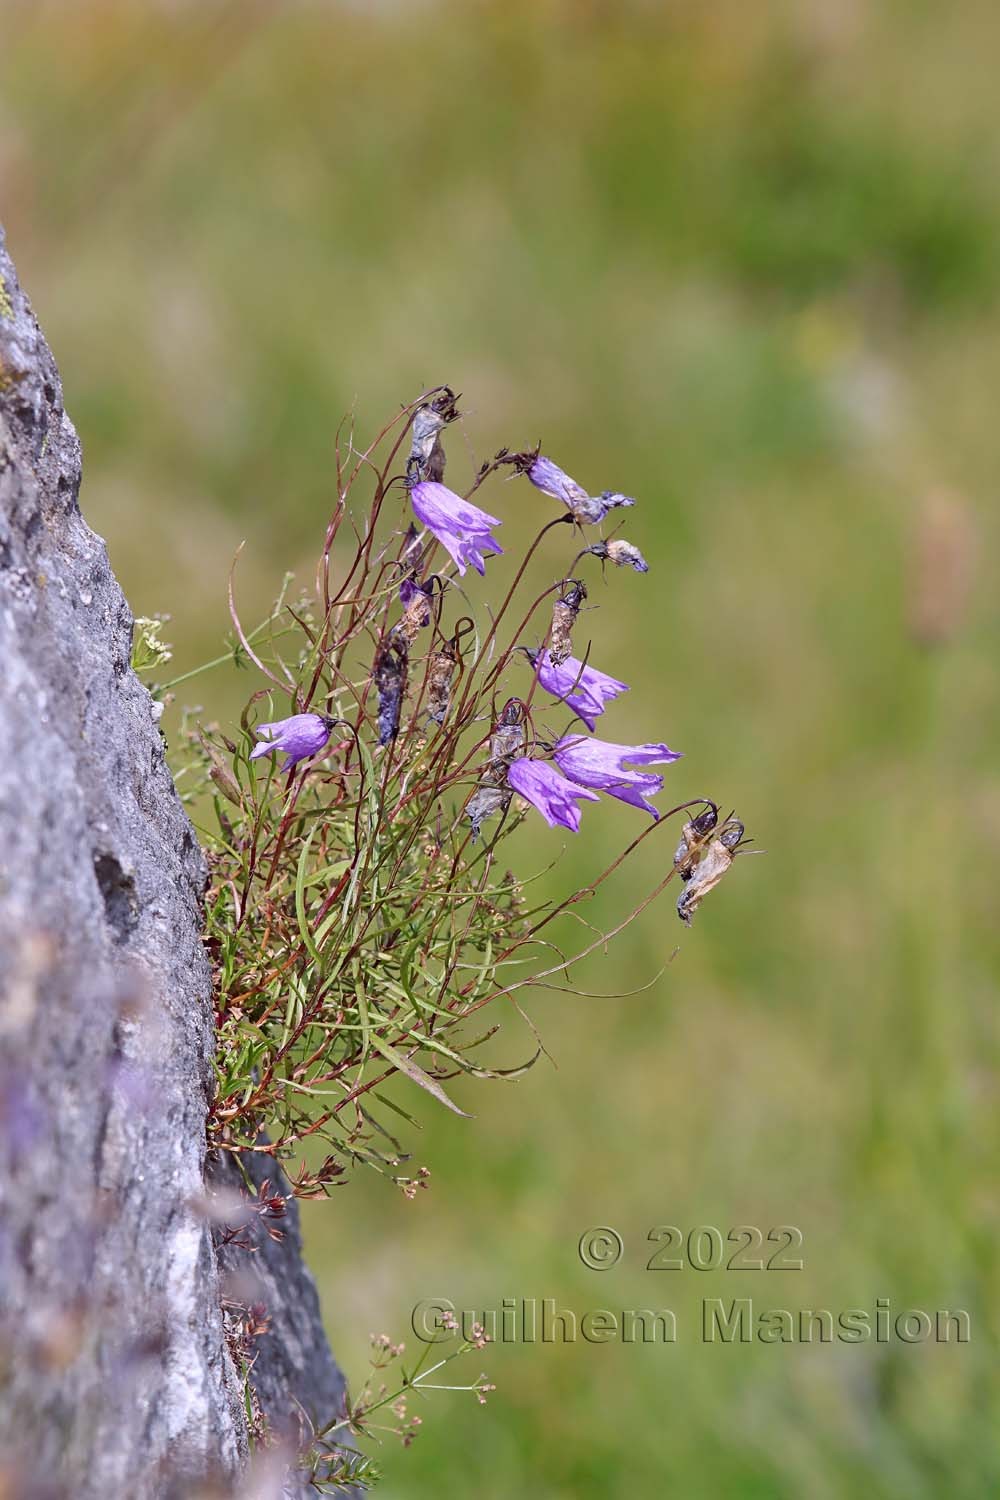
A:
672 802 719 880
374 640 408 746
490 698 526 765
676 839 734 924
401 523 425 576
426 639 458 725
467 780 512 841
547 579 587 666
718 819 745 850
676 813 748 924
396 576 434 644
587 539 649 573
408 388 459 483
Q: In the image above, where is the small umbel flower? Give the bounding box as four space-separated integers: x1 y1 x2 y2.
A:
409 481 503 577
553 734 681 818
250 713 336 772
530 649 628 731
587 539 649 574
522 454 636 526
507 757 599 832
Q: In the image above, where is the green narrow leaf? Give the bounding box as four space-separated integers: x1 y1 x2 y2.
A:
368 1034 472 1117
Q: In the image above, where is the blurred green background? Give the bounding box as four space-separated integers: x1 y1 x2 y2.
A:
4 1 999 1494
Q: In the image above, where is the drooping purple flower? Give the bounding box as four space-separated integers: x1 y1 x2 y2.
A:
554 734 682 819
409 481 503 577
250 713 335 772
507 757 599 833
532 650 628 731
526 456 636 525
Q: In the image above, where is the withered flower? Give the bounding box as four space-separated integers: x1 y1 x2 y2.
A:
396 576 435 645
547 580 587 666
374 640 408 747
588 538 649 574
489 697 526 764
401 523 425 575
466 701 527 838
676 811 749 925
407 387 459 484
522 453 636 526
672 802 719 880
426 638 458 725
467 779 512 841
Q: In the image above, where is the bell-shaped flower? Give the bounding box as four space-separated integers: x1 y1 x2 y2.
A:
554 734 681 818
507 757 599 833
532 650 628 731
409 481 503 577
250 713 335 772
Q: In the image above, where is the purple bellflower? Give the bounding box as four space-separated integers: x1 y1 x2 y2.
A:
250 713 335 772
554 734 682 819
410 481 503 577
507 757 599 833
532 650 628 731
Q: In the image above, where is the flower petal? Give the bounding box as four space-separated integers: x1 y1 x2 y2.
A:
507 758 599 832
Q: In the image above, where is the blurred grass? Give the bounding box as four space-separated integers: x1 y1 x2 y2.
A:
3 1 1000 1494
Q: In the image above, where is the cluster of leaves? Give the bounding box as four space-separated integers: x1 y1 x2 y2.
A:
160 387 731 1199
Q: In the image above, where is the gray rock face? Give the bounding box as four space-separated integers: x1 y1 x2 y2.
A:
0 225 348 1498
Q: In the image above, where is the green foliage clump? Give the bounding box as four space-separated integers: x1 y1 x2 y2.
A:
172 390 734 1199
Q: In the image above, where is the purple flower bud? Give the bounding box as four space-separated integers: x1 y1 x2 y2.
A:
532 650 628 731
507 757 599 833
410 481 503 577
553 735 681 819
250 713 335 772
